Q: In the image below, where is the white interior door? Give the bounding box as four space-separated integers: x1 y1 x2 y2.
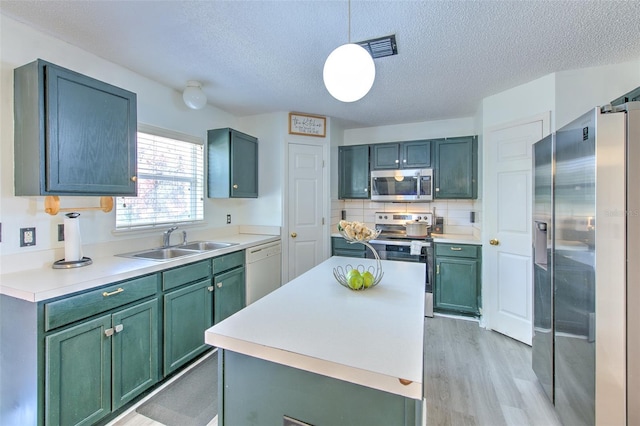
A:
484 113 549 345
287 143 325 281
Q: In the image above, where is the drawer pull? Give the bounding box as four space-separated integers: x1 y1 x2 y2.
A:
398 378 413 386
217 282 223 288
450 247 462 251
103 288 124 297
208 286 214 292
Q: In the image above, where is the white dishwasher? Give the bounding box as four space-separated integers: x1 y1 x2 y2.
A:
245 241 282 305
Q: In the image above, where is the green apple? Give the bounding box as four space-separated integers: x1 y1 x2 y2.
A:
362 271 374 288
346 269 363 289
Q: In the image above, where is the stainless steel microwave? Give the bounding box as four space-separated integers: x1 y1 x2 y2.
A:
370 168 433 202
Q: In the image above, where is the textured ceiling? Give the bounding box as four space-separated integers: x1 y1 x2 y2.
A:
2 0 640 129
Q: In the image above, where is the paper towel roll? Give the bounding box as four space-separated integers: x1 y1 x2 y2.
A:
64 212 83 261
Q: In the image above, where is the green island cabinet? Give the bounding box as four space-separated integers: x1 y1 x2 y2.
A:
433 136 478 199
331 236 367 258
13 59 137 196
371 140 431 170
208 128 258 198
434 242 481 316
338 145 370 199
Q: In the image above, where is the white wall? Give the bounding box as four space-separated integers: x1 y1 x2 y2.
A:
343 117 476 145
0 15 282 270
555 60 640 129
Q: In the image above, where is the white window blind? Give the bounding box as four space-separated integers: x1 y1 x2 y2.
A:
116 125 204 229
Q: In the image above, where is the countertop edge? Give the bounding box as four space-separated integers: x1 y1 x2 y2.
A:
205 327 422 400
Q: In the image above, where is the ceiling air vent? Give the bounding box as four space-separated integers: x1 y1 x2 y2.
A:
356 34 397 59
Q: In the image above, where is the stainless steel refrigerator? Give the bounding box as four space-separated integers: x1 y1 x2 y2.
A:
532 101 640 425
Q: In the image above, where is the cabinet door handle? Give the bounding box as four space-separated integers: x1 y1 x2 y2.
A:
114 324 124 333
436 265 440 274
233 184 238 189
403 159 407 163
450 247 462 251
217 282 223 288
435 188 440 192
364 188 368 192
395 159 399 164
105 328 114 337
103 288 124 297
208 286 214 292
131 176 137 182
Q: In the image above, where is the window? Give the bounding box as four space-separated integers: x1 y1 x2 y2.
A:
116 124 204 229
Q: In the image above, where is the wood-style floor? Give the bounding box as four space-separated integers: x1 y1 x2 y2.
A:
111 316 561 426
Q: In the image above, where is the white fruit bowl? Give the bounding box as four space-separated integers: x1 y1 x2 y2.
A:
333 241 383 291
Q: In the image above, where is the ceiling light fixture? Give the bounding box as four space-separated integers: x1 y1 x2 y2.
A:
323 0 375 103
182 80 207 110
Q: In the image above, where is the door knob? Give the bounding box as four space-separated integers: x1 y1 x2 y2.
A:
489 239 500 246
233 184 238 189
291 232 297 238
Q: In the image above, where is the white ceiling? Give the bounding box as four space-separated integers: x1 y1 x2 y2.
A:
2 1 640 129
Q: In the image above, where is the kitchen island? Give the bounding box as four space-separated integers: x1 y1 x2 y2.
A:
205 256 426 426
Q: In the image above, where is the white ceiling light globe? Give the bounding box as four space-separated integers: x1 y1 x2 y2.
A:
182 80 207 110
323 43 375 102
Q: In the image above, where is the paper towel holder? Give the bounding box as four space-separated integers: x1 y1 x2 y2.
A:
52 210 93 269
44 196 113 216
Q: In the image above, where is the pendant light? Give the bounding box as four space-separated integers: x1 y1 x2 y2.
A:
182 80 207 110
323 0 375 102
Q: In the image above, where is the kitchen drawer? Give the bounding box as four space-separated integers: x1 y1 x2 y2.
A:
332 237 366 252
44 274 159 331
435 243 479 259
163 259 212 291
213 250 244 274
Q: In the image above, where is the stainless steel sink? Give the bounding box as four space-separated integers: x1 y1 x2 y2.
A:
130 247 201 260
117 241 238 261
180 241 238 251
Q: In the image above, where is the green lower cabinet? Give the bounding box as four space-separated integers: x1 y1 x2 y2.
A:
219 350 421 426
331 236 367 258
112 299 159 410
434 243 481 315
214 266 245 324
45 298 159 426
163 279 214 375
45 316 112 426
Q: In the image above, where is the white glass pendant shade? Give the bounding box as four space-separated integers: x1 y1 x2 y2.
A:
182 80 207 110
323 43 375 102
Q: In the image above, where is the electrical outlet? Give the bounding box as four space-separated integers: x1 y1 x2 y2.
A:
58 224 65 241
226 214 231 224
20 227 36 247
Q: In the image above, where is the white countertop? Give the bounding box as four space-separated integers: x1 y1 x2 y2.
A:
0 234 279 303
331 232 481 245
205 256 425 400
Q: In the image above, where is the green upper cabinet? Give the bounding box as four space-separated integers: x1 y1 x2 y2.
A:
433 136 477 199
14 59 137 196
371 140 431 170
208 128 258 198
338 145 370 199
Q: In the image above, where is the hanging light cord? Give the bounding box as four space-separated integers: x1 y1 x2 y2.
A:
348 0 351 43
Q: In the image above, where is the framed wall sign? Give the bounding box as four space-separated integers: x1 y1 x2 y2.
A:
289 112 326 137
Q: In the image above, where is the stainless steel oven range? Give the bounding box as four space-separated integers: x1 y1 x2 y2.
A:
367 212 434 317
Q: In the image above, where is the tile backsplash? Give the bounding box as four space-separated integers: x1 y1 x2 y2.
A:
331 199 481 238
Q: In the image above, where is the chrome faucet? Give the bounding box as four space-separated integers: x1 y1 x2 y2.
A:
181 230 187 245
163 226 178 247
